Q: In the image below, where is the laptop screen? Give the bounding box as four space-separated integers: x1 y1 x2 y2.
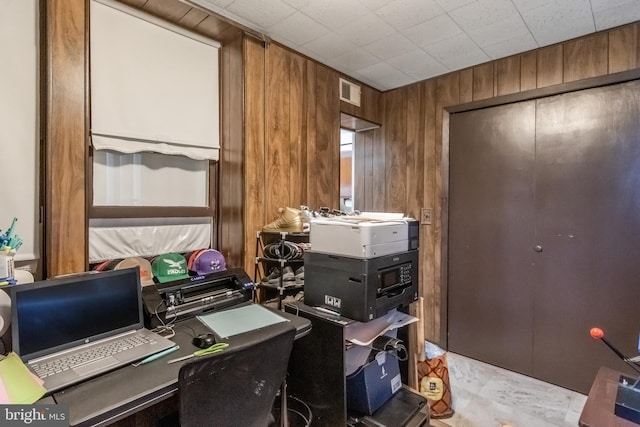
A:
11 267 143 361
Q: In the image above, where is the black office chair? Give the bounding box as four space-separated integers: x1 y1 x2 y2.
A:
176 322 296 427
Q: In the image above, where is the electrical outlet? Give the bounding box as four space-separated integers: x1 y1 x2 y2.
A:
421 208 432 225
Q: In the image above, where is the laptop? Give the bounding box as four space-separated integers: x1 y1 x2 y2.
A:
11 267 176 393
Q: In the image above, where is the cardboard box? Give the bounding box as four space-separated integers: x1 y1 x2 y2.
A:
346 350 402 415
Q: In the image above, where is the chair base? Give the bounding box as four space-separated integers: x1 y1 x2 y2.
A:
271 394 313 427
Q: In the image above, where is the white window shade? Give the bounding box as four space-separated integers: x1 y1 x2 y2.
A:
89 218 212 263
90 0 220 161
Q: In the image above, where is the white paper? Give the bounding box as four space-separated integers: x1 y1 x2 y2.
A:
345 344 372 376
359 212 405 220
344 309 419 346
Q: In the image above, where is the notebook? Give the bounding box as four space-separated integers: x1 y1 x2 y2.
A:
10 267 175 393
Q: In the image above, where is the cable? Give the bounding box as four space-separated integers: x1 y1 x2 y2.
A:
151 300 176 338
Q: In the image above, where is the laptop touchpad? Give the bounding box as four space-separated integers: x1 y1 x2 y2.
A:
73 356 119 376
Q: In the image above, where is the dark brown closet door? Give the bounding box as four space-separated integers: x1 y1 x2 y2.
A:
533 80 640 392
448 101 537 375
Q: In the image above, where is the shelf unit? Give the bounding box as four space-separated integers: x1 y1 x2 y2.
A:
254 230 309 309
284 302 429 426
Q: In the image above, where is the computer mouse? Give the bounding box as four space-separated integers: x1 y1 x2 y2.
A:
192 333 216 349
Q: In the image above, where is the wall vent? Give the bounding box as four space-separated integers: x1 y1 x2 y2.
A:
339 78 361 107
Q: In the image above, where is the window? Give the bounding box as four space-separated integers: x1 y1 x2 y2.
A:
340 129 355 213
88 0 220 262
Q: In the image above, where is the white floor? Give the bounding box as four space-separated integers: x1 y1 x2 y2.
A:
434 353 587 427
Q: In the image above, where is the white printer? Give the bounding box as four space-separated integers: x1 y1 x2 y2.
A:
309 216 419 258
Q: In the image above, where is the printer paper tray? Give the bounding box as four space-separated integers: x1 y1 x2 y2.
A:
312 240 408 259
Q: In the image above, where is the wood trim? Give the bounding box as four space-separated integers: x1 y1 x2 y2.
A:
265 43 291 216
458 68 473 104
537 44 563 87
563 32 608 82
472 62 494 100
496 56 521 96
447 67 640 114
243 37 266 273
45 0 87 276
383 88 407 212
609 23 640 73
520 51 537 91
218 35 244 267
90 206 216 218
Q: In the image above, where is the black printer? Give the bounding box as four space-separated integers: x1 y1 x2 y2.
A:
142 267 254 328
304 249 418 322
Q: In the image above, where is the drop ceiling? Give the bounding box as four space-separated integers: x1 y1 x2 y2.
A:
185 0 640 91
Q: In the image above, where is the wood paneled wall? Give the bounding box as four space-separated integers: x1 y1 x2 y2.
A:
242 40 381 273
376 22 640 345
44 0 87 276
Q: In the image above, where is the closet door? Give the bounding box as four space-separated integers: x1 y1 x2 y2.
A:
448 101 537 375
533 80 640 392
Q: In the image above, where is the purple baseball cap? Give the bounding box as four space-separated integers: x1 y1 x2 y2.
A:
192 249 226 275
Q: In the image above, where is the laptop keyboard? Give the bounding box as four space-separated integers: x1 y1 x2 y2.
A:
31 333 154 379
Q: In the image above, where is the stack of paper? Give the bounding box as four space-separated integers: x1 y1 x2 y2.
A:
344 310 419 375
0 352 46 403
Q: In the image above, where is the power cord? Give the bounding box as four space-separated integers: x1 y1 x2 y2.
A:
151 300 176 339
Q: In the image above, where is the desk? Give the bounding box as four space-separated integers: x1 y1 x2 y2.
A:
579 366 639 427
50 308 311 427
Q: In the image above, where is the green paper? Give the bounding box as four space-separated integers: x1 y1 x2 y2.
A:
0 352 47 403
197 304 288 338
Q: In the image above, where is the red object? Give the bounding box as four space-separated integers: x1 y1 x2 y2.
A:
589 327 640 375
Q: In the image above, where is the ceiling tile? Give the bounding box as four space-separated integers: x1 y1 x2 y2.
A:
225 0 296 28
364 33 419 60
386 49 448 80
433 0 476 12
353 62 415 90
424 33 490 70
590 0 638 12
335 12 396 47
299 0 370 30
267 12 330 47
329 49 380 72
375 0 445 30
301 32 359 60
592 1 640 30
510 0 552 12
467 13 530 48
518 0 595 46
402 14 464 48
482 32 538 59
449 0 520 32
191 0 234 9
281 0 313 9
360 0 393 12
294 45 329 62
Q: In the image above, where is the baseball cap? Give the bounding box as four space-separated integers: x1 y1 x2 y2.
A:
191 249 226 276
187 249 206 271
115 257 154 286
152 252 190 283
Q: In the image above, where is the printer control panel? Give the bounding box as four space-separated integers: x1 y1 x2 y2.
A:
400 264 412 284
379 262 413 294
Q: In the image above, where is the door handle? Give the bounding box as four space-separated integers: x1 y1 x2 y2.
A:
534 245 543 252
